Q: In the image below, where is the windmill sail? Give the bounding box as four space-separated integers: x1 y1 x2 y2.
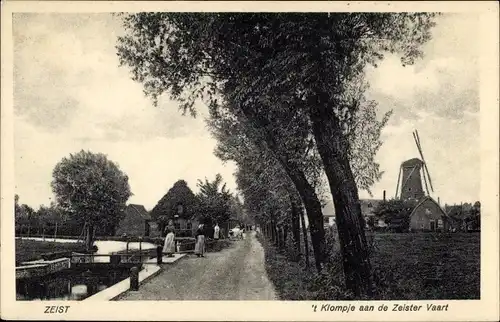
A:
412 131 430 195
395 165 402 198
414 130 434 193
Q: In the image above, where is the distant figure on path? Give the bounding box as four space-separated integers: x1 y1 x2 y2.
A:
194 224 205 257
163 227 175 257
213 223 220 240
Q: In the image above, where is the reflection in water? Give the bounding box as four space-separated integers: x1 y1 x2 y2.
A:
16 268 131 301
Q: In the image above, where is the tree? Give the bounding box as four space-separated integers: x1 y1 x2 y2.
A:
229 195 250 226
116 12 437 297
51 150 132 250
151 179 198 235
14 195 36 235
373 199 417 232
196 173 233 228
208 102 326 267
15 194 20 213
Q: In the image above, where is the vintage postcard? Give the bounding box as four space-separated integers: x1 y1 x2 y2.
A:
1 1 499 321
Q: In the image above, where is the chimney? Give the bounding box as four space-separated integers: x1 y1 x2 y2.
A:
383 190 386 202
438 197 440 205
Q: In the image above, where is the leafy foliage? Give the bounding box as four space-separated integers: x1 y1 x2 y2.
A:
373 199 417 232
51 150 132 239
116 12 438 295
151 179 198 224
14 195 35 227
196 173 233 225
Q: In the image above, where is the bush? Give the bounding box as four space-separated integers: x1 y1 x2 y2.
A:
257 232 352 300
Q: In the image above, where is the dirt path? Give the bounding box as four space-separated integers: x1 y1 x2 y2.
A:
117 231 277 300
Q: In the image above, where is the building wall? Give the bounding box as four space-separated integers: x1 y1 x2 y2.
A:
360 199 382 217
400 159 426 200
170 218 200 237
401 166 425 200
410 198 446 231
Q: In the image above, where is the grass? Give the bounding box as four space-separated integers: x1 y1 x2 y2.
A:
258 231 480 300
15 239 86 265
369 232 480 300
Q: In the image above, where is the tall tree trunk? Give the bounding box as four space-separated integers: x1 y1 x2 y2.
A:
299 208 310 269
309 99 372 297
283 223 288 248
270 221 275 244
236 105 325 271
273 221 279 247
280 225 285 251
289 171 325 272
290 198 301 261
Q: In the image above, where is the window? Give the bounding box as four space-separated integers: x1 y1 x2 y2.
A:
186 221 192 230
174 221 181 230
368 203 372 208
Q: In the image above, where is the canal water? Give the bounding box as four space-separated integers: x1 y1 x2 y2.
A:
16 238 156 300
16 267 132 300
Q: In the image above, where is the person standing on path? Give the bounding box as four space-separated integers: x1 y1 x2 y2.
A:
194 224 205 257
213 223 220 240
163 226 176 257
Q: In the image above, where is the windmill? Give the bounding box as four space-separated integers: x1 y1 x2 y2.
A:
394 130 435 201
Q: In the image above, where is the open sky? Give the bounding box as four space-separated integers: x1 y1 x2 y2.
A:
13 13 480 210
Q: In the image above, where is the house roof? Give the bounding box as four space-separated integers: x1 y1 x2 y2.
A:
127 204 151 220
321 198 383 218
409 196 447 218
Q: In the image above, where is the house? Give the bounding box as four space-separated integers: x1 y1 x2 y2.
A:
115 204 160 237
360 199 383 217
409 196 448 232
360 199 385 228
166 203 202 237
322 200 336 228
321 199 385 229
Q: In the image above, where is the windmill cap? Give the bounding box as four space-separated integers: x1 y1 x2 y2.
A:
401 158 424 167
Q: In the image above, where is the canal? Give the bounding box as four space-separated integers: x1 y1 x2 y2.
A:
16 238 157 300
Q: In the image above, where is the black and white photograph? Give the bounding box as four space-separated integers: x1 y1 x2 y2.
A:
1 1 498 321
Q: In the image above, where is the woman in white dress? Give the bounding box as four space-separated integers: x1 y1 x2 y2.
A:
163 226 176 257
213 223 220 240
194 224 205 257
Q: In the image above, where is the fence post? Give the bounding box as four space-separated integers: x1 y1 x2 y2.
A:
156 246 163 265
139 237 143 263
130 266 139 291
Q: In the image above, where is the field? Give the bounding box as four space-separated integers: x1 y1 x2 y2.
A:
369 232 480 300
15 239 86 265
259 232 480 300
